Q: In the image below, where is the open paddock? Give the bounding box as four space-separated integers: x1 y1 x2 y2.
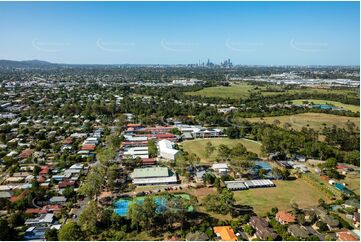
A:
246 112 360 131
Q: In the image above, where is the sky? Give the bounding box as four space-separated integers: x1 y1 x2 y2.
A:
0 1 359 65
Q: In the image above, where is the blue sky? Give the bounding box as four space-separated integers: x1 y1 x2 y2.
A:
0 1 359 65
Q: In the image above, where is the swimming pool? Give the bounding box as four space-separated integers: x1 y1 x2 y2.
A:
114 194 192 216
255 161 272 171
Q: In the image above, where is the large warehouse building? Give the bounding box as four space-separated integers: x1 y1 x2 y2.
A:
130 166 178 186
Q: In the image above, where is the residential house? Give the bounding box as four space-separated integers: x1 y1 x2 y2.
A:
212 163 229 176
336 230 359 241
287 224 309 239
49 196 67 205
0 191 11 199
213 226 237 241
276 211 296 225
249 216 277 240
19 149 33 159
24 213 54 226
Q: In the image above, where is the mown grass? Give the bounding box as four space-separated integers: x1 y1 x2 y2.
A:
246 112 360 131
233 179 331 216
179 138 262 163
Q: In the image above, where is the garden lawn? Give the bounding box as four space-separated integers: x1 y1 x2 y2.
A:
180 138 262 163
233 179 330 216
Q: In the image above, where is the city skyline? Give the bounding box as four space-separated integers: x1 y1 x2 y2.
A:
0 1 359 65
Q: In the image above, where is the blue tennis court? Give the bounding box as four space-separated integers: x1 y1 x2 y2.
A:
114 194 191 216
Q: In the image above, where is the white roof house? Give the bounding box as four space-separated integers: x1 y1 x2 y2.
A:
123 147 149 159
158 139 179 161
212 163 229 175
25 213 54 225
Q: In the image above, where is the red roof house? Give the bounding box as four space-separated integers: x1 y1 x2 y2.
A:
19 149 33 159
276 211 296 225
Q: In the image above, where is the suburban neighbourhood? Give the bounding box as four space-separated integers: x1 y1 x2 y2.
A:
0 1 360 241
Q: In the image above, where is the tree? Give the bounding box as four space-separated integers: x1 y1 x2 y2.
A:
205 141 215 158
33 165 41 176
78 201 98 235
297 213 306 225
318 198 326 208
45 228 58 241
0 198 11 211
258 168 267 178
225 126 240 139
148 139 158 158
170 127 181 135
58 221 83 241
0 219 13 240
62 187 76 200
186 231 209 241
218 144 231 161
142 196 157 230
243 224 254 235
280 168 290 180
188 153 200 165
78 166 104 199
203 188 235 215
231 143 247 157
107 164 118 191
96 147 115 166
316 221 328 232
127 202 144 231
291 202 300 215
273 119 281 126
108 134 122 150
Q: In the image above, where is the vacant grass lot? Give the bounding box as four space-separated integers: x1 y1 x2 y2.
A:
246 113 360 131
233 179 330 216
291 99 360 113
180 138 262 163
186 83 358 100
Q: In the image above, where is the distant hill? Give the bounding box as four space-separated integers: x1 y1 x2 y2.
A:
0 59 59 69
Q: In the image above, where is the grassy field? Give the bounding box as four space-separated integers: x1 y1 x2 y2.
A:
246 112 360 131
233 179 331 216
186 83 358 100
180 138 262 163
186 83 261 99
291 99 360 112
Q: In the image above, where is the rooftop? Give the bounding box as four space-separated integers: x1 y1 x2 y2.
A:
131 166 171 178
213 226 237 241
